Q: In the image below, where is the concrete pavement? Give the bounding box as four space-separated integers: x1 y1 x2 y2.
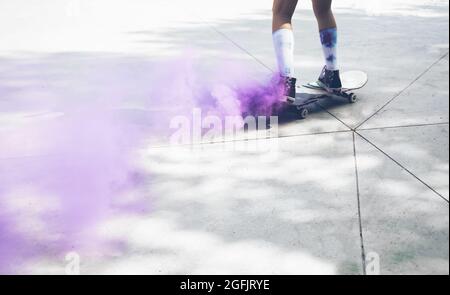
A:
0 0 448 274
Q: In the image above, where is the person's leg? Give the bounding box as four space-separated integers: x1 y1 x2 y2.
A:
272 0 298 33
272 0 298 77
312 0 341 90
272 0 298 100
312 0 336 31
313 0 338 71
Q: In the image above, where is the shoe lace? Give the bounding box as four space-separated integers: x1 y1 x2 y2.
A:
321 67 339 86
320 66 327 79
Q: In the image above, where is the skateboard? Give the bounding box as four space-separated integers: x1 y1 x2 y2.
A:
287 71 368 119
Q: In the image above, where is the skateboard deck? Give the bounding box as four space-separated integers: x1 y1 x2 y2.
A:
287 71 368 119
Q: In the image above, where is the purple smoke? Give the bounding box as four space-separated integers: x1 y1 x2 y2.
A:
0 53 283 273
0 104 147 273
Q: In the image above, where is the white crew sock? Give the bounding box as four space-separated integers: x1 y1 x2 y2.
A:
273 28 295 77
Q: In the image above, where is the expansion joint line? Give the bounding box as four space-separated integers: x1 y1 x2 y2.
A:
352 131 367 275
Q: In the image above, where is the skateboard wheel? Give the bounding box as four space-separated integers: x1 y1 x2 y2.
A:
348 93 357 103
298 107 309 119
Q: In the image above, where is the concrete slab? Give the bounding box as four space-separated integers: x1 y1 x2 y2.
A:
44 132 363 275
359 55 449 129
355 134 449 275
359 125 449 200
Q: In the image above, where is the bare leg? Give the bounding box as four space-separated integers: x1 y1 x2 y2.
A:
272 0 299 32
312 0 336 30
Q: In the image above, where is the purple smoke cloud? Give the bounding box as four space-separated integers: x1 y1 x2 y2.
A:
0 53 283 273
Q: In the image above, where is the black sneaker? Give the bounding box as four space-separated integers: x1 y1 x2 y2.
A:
282 76 297 102
317 66 342 92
